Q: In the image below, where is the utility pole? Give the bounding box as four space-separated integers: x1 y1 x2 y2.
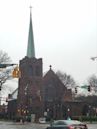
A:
0 81 2 105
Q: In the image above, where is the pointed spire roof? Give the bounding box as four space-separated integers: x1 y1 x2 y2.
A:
27 7 35 58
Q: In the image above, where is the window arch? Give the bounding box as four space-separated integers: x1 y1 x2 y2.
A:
35 65 40 76
28 65 33 76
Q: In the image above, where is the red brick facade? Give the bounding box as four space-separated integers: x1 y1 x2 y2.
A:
7 57 86 120
17 56 43 120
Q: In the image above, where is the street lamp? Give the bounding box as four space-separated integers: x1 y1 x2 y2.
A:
91 57 97 61
90 56 97 92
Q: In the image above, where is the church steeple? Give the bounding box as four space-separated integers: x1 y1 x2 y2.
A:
27 7 35 58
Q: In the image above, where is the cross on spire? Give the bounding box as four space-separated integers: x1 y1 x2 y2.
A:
27 6 35 58
49 65 52 70
30 6 32 11
30 6 32 16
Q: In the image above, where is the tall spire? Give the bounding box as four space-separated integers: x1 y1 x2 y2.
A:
27 6 35 58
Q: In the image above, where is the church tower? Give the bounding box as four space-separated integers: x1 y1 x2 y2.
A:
17 8 43 120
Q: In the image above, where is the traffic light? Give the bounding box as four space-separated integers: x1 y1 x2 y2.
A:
88 85 91 92
12 66 21 78
6 98 8 102
0 86 1 91
75 87 77 93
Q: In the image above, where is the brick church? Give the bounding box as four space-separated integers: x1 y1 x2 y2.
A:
7 10 87 121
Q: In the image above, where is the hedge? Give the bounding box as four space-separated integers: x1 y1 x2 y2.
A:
72 116 97 122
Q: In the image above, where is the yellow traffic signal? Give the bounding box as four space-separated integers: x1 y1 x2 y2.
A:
12 66 21 78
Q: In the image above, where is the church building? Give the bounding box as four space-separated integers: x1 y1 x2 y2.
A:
7 9 87 121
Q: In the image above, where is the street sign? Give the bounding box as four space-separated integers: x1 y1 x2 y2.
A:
0 64 16 68
81 85 88 89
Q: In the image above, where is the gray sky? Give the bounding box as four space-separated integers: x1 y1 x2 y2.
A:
0 0 97 85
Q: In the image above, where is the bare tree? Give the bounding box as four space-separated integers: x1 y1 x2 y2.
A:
56 70 76 89
0 50 11 64
0 50 12 81
0 50 12 104
87 74 97 92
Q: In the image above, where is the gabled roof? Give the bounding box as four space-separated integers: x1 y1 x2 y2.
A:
43 68 67 90
8 88 18 101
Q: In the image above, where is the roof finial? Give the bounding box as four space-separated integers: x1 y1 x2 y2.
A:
49 65 52 70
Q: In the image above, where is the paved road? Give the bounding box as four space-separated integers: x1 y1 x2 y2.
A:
0 121 48 129
0 121 97 129
87 123 97 129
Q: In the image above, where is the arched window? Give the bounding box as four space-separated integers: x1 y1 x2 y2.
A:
45 84 55 102
35 65 40 76
28 65 33 76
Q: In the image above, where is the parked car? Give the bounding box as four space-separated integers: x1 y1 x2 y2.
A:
39 117 46 124
46 120 88 129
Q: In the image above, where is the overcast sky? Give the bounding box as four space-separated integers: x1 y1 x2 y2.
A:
0 0 97 86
